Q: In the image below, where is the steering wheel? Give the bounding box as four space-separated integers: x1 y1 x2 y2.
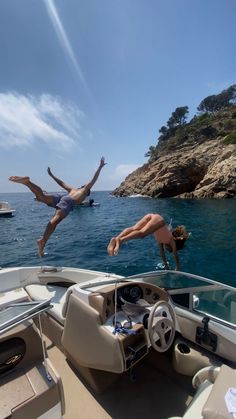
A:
148 300 176 352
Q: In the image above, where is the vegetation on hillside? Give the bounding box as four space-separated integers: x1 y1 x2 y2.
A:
145 85 236 161
223 132 236 144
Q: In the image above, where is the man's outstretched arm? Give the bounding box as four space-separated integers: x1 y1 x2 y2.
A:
85 157 106 191
47 167 72 192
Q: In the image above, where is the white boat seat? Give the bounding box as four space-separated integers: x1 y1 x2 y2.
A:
169 364 235 419
25 284 71 325
201 364 236 419
25 283 90 325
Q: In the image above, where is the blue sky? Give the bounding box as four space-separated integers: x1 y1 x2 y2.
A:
0 0 235 192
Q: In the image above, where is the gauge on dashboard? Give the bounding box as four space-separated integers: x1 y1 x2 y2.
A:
117 285 143 305
153 292 160 301
129 286 143 302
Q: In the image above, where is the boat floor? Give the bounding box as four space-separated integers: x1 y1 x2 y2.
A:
47 340 193 419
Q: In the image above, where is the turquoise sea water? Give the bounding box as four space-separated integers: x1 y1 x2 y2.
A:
0 192 235 286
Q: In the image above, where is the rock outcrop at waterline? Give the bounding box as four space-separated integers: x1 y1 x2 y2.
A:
113 108 236 199
113 140 236 199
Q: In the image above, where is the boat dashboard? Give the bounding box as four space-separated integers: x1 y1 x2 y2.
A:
58 279 176 373
86 280 169 324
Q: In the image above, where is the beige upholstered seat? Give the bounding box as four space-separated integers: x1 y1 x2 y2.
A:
25 283 85 325
169 364 236 419
25 284 70 324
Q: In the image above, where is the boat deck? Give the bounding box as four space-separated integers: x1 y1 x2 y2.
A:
47 339 193 419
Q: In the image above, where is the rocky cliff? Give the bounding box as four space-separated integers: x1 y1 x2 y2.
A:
113 108 236 199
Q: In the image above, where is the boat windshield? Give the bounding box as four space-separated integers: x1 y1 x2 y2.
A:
127 271 236 327
126 270 217 289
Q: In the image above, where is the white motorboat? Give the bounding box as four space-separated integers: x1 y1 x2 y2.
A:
0 265 235 418
78 201 100 207
0 201 16 216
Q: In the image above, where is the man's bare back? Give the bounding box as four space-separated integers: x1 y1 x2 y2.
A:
69 188 89 203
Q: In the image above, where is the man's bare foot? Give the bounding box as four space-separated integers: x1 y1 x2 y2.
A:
114 238 120 255
37 239 45 257
9 176 30 184
107 237 116 256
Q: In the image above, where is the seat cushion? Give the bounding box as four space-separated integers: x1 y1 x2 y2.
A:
25 284 68 325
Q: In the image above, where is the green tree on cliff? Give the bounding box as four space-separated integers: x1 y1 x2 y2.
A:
145 145 158 160
167 106 189 128
158 106 189 140
145 84 236 162
197 85 236 113
145 106 189 160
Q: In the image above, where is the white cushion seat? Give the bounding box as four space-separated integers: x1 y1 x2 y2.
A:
169 364 235 419
25 284 69 325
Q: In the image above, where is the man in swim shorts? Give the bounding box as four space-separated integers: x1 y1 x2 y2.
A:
9 157 106 257
107 213 189 270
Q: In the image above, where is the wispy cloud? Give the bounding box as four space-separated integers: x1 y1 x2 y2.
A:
44 0 89 93
0 92 83 150
112 164 139 180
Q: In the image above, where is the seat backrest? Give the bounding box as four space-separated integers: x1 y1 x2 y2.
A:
61 284 90 318
168 364 236 419
202 364 236 419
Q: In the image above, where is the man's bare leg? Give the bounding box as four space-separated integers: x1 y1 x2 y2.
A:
9 176 53 205
37 238 45 258
9 176 30 183
37 210 65 257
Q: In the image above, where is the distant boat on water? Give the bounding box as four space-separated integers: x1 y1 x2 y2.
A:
76 200 100 207
0 201 16 217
